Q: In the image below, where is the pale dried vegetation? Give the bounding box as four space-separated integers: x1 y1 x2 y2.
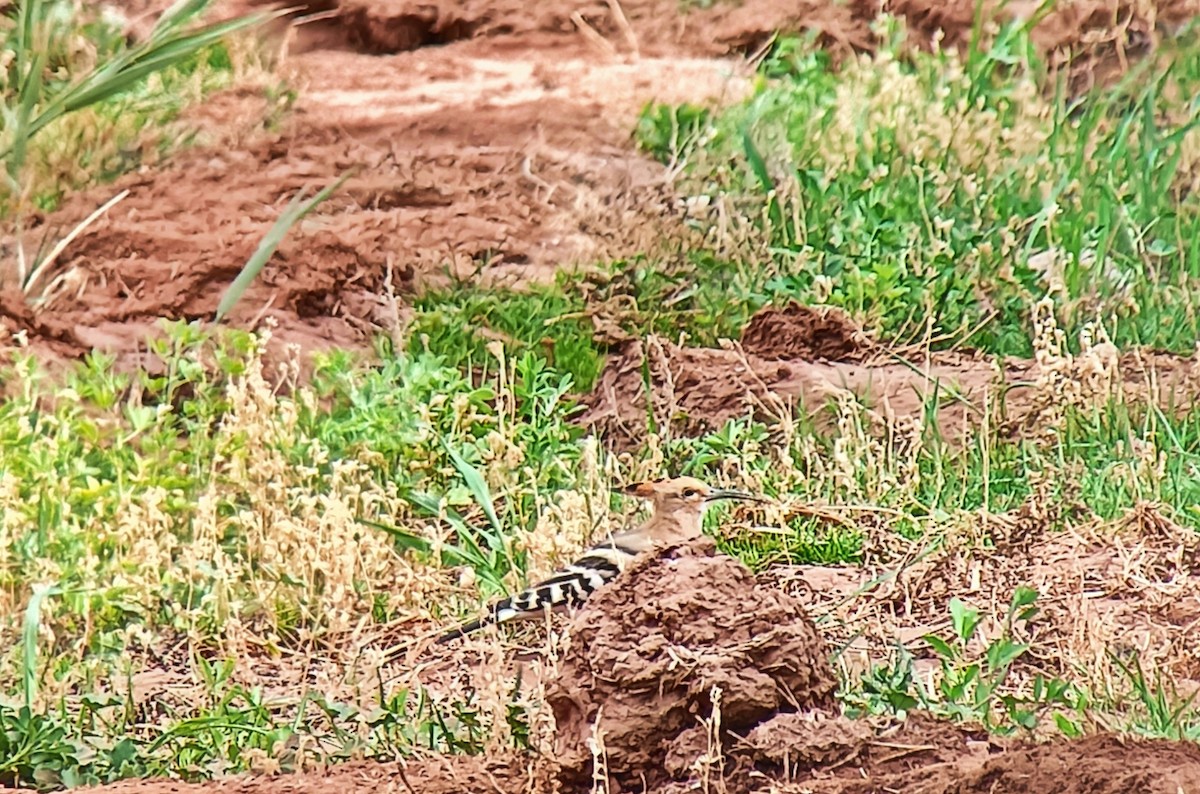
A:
0 337 420 648
0 327 664 756
820 47 1053 181
755 305 1200 727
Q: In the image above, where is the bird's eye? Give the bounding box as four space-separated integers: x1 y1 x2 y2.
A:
683 488 698 498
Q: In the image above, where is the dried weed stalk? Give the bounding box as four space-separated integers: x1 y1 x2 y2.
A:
696 684 728 794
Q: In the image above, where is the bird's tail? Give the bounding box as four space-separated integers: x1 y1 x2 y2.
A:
435 598 514 644
435 617 490 644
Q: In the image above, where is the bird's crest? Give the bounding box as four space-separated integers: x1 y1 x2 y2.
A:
619 479 665 498
617 476 720 500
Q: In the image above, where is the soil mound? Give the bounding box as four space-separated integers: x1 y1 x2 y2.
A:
579 336 1007 449
812 733 1200 794
335 0 492 54
741 302 866 362
580 331 1200 452
64 753 554 794
545 536 837 792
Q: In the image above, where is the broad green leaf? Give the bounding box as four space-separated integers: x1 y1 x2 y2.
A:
1054 713 1083 737
949 597 980 643
922 633 955 660
1010 585 1039 611
986 640 1030 673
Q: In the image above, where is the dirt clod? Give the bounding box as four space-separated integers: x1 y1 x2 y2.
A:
904 734 1200 794
65 753 554 794
546 537 837 792
336 0 485 53
741 302 866 363
741 711 874 769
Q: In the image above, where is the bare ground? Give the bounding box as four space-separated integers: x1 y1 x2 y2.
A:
769 500 1200 707
581 301 1200 450
66 734 1200 793
7 0 1200 370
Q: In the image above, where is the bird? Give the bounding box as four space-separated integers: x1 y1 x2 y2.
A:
435 476 763 644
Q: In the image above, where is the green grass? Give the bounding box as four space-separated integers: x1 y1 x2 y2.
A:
409 17 1200 377
3 307 1200 784
409 281 604 391
0 321 589 785
632 18 1200 356
0 0 284 219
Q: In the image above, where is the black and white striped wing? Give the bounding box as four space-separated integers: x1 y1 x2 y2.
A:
436 540 639 643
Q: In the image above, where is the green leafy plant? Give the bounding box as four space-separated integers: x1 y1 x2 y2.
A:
629 16 1200 356
144 655 298 777
922 587 1078 734
635 101 711 165
0 584 83 790
0 705 82 790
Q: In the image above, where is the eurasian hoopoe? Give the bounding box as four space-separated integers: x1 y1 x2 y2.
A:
435 476 762 644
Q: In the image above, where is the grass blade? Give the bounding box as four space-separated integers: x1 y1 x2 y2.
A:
68 15 275 108
740 126 774 195
402 474 516 596
2 4 280 163
214 171 352 324
26 11 282 144
400 490 503 585
441 439 505 542
740 125 789 241
355 516 433 555
22 583 60 710
23 189 130 295
150 0 212 35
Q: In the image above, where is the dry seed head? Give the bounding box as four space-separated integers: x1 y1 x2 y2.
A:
516 488 599 588
797 384 930 507
1030 299 1125 434
818 50 1051 186
1027 248 1068 298
483 429 525 475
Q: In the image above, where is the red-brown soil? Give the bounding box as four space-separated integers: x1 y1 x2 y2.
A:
796 733 1200 794
6 1 757 369
580 303 1200 449
5 0 1197 370
69 754 558 794
61 733 1200 793
65 732 1200 793
773 500 1200 705
741 302 868 363
547 537 838 791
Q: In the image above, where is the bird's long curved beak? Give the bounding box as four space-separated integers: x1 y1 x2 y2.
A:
705 488 766 503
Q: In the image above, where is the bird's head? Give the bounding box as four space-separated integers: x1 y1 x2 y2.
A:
618 476 764 539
